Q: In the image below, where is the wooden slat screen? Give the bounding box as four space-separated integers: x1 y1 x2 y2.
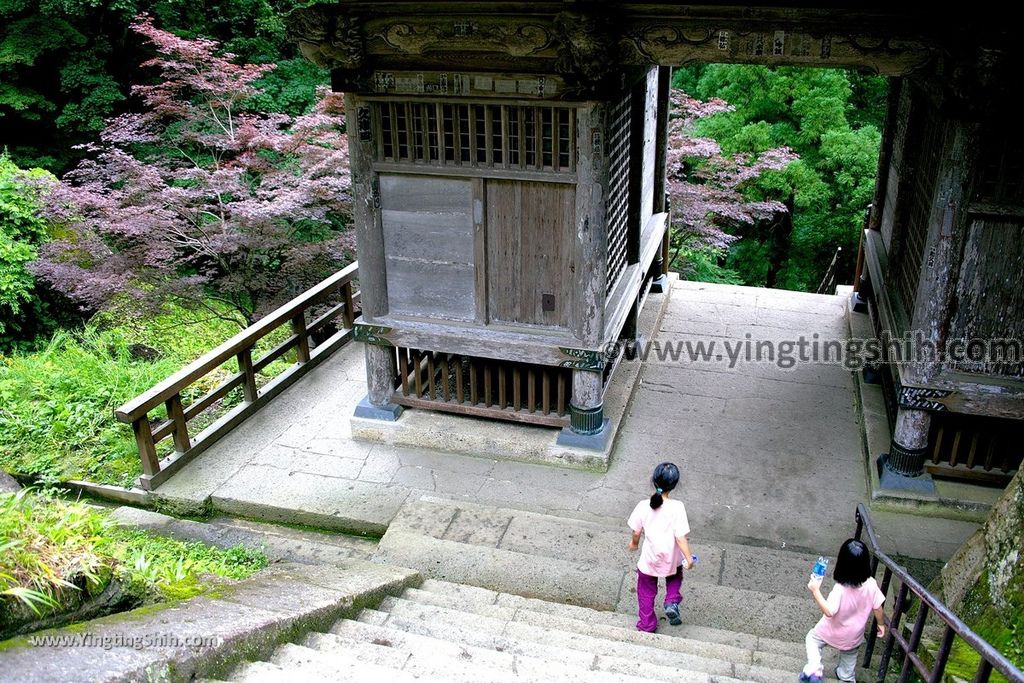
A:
606 92 632 293
392 346 572 427
374 102 575 173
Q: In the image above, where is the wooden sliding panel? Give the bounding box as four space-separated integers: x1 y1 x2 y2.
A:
380 174 476 322
486 180 575 328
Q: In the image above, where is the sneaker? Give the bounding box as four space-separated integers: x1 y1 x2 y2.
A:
664 602 682 626
799 674 822 683
833 668 855 683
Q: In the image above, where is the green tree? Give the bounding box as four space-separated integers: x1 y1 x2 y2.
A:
0 153 58 349
0 0 327 172
675 65 886 291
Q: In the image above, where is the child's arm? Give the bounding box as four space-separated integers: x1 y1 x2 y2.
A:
628 530 641 551
676 535 693 569
807 582 834 617
873 606 886 637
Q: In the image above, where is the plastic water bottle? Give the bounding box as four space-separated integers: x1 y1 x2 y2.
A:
690 554 698 567
811 556 829 584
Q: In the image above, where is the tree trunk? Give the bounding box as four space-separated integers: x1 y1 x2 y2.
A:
765 192 795 290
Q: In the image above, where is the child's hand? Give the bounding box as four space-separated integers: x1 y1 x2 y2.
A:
628 539 638 552
807 579 822 594
877 623 886 638
682 557 691 570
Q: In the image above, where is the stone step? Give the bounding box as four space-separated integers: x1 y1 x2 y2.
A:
412 579 800 656
272 640 491 683
374 596 798 681
398 585 804 671
356 607 733 682
311 627 659 683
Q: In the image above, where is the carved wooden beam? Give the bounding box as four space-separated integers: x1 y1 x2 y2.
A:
285 3 957 85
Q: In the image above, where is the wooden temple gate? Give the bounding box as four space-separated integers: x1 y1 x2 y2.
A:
278 3 1023 485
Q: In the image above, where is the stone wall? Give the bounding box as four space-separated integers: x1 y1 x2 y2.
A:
937 468 1024 669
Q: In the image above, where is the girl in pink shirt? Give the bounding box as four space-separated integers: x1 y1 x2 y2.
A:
801 539 887 683
627 462 694 633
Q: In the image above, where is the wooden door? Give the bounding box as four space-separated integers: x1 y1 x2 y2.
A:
486 180 575 328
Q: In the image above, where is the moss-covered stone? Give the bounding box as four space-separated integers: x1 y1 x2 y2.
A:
939 469 1024 679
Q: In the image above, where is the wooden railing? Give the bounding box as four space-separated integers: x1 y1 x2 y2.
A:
855 504 1024 683
817 246 843 295
115 263 360 491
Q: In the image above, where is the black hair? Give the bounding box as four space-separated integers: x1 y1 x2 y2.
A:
833 538 872 587
649 462 680 510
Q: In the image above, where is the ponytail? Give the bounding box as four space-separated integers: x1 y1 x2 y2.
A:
649 462 679 509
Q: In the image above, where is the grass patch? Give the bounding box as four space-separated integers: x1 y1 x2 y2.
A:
1 489 267 635
0 302 297 487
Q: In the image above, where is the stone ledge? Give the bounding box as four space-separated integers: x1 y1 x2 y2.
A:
846 305 994 523
0 561 420 683
350 275 675 472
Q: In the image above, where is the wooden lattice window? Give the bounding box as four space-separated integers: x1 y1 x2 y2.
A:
974 130 1024 204
606 93 631 293
374 101 574 173
893 105 941 318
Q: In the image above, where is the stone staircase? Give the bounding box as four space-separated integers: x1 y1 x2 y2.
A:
215 579 875 682
206 496 883 682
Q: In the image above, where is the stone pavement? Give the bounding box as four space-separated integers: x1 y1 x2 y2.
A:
154 279 978 561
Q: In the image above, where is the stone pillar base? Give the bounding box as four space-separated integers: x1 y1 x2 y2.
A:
877 453 936 495
353 396 403 422
851 290 868 313
650 273 670 294
557 419 612 451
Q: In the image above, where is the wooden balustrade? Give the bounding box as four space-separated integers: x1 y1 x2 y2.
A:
115 262 360 490
391 347 572 427
817 246 843 295
926 413 1022 485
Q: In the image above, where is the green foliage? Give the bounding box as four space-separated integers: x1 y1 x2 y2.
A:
0 154 57 347
0 489 267 622
0 0 323 171
0 308 237 487
675 246 744 286
674 64 886 291
249 57 330 116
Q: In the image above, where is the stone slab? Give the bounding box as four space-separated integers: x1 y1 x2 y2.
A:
210 465 410 536
0 562 419 683
109 506 378 564
373 528 626 610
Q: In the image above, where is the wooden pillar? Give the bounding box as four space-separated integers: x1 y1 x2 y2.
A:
907 116 979 383
572 103 609 347
880 407 933 485
355 344 403 420
650 66 672 293
345 93 388 321
567 369 606 436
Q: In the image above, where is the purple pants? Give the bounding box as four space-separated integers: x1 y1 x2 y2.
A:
636 566 684 632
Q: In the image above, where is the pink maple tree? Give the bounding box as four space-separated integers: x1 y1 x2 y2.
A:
666 90 796 268
33 16 353 327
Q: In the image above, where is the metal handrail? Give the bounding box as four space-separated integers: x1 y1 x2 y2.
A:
855 503 1023 683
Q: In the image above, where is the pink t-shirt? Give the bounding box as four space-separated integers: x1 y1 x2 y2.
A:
627 498 690 577
814 577 886 650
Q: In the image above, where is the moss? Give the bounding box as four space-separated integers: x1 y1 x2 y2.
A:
945 569 1024 681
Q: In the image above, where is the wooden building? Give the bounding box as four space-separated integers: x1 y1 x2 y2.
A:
288 3 1023 474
